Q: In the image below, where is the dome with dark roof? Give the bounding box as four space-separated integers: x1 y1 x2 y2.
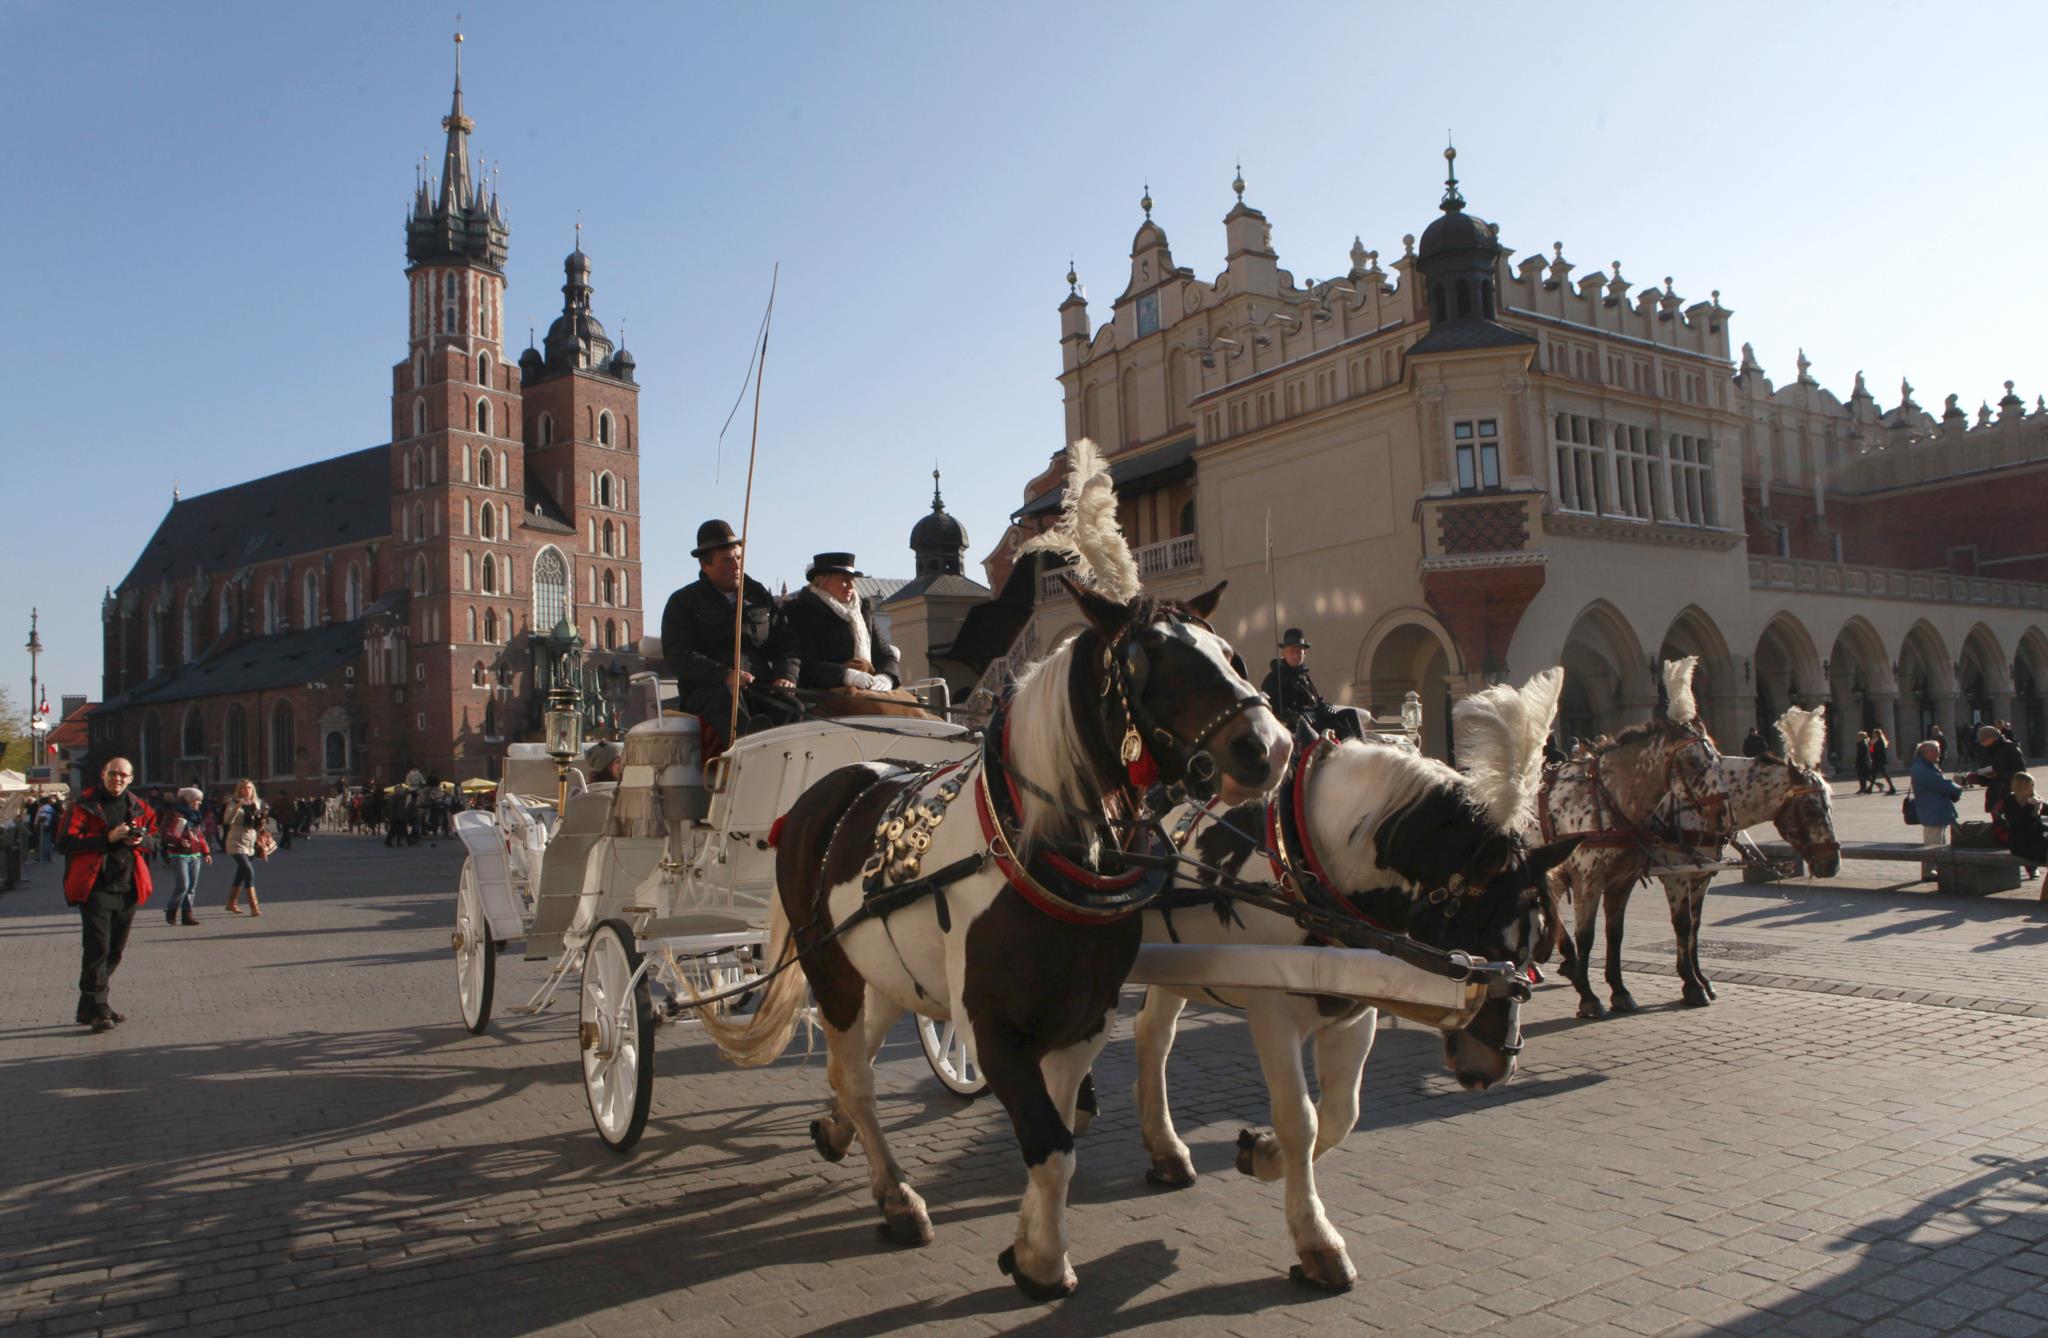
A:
1417 146 1498 264
609 345 637 382
910 471 968 578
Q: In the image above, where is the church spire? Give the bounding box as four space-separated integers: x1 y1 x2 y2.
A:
438 29 473 212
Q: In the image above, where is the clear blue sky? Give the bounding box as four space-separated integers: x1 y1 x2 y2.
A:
3 0 2041 707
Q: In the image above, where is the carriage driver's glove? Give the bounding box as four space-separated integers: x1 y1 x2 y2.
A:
843 668 884 691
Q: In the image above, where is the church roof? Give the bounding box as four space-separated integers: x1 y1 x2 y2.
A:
117 446 392 593
880 572 991 605
521 474 576 534
97 614 374 712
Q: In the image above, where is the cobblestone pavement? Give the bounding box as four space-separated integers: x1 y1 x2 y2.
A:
4 787 2048 1337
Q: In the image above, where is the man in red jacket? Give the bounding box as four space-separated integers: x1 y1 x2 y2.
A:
58 757 159 1032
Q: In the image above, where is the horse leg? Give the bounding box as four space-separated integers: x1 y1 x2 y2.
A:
1130 988 1196 1188
820 989 932 1248
1240 995 1354 1290
981 1028 1089 1300
1559 871 1607 1019
1603 885 1637 1014
1663 876 1710 1007
1688 879 1716 1001
1072 1073 1098 1138
1310 1006 1379 1162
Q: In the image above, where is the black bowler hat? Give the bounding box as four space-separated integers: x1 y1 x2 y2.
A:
807 552 863 580
1281 627 1312 649
692 519 741 558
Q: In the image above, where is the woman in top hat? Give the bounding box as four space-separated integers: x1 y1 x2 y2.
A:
1260 627 1329 731
782 552 903 692
659 519 802 737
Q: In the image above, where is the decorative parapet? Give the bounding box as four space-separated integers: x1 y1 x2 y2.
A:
1036 535 1201 600
1545 511 1744 553
1417 493 1548 572
1749 556 2048 610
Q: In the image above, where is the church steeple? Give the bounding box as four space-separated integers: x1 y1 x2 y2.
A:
541 222 616 376
406 27 508 273
910 468 969 578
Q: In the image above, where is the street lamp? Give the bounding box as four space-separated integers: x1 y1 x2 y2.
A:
25 609 43 769
544 681 583 812
1400 690 1423 736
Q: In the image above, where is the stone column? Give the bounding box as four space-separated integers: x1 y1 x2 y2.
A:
1503 374 1536 487
1932 692 1960 748
1416 383 1452 496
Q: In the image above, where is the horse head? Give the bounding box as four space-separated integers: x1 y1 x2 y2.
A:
1063 579 1291 807
1768 705 1840 877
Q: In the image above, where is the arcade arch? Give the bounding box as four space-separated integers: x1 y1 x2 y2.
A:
1824 616 1892 773
1357 612 1456 759
1555 600 1650 748
1896 620 1953 744
1658 606 1735 742
1753 611 1826 746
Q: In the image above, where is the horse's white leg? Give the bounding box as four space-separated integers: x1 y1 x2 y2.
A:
1311 1006 1379 1161
822 987 931 1247
1240 993 1354 1290
1132 988 1196 1188
991 1015 1113 1301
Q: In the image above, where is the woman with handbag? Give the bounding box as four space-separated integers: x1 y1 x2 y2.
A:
221 779 270 916
1908 740 1962 849
161 786 213 925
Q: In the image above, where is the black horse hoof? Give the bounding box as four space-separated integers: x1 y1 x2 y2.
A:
1681 984 1712 1008
809 1119 847 1164
998 1246 1077 1301
876 1214 933 1248
1576 998 1608 1020
1145 1154 1197 1189
1608 992 1639 1015
1702 980 1719 1001
1235 1127 1267 1177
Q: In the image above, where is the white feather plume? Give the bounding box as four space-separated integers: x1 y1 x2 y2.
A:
1016 438 1141 603
1776 704 1826 771
1663 656 1700 724
1452 666 1567 831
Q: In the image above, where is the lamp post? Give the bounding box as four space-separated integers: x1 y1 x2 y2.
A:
544 681 583 812
24 609 42 770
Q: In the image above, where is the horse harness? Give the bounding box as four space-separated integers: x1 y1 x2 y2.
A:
1537 732 1732 871
1100 610 1266 799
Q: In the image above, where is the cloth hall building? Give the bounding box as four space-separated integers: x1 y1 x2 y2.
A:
88 54 645 792
984 158 2048 770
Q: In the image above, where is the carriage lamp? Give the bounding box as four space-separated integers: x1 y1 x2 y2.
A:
545 683 583 810
1400 690 1423 736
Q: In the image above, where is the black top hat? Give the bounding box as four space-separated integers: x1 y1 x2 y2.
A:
806 552 863 581
692 519 741 558
1281 627 1312 649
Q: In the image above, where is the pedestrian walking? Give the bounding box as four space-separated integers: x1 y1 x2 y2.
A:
159 785 212 925
57 757 158 1032
1854 732 1873 793
221 779 270 916
35 797 56 862
1742 726 1768 759
1908 740 1963 850
1930 724 1948 766
1870 728 1898 795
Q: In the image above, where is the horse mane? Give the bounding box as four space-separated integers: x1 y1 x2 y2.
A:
1016 437 1141 603
1305 739 1470 893
1005 633 1096 851
1663 656 1699 724
1452 667 1565 831
1775 704 1827 771
1590 714 1696 757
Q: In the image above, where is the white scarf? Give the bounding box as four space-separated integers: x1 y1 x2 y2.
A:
812 581 871 668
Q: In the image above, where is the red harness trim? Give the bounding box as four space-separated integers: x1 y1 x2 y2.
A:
973 713 1143 925
1264 734 1381 935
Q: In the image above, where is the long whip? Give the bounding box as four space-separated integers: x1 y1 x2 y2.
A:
728 264 780 747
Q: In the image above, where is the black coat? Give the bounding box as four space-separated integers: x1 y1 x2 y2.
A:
1259 659 1326 727
660 575 799 691
781 587 901 690
1977 736 2027 812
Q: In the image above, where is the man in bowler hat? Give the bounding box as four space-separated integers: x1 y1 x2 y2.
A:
660 520 802 738
1260 628 1330 731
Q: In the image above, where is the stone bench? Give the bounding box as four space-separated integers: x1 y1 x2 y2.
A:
1747 839 2025 896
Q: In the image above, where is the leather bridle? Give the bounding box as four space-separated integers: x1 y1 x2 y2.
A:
1102 611 1265 802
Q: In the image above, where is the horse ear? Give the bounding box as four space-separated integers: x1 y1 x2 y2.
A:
1182 581 1228 621
1525 834 1586 881
1062 574 1130 634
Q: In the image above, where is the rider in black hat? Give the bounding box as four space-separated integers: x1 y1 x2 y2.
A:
659 520 802 737
1259 627 1330 732
782 552 903 692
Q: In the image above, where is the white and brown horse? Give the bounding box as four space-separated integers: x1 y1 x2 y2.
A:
1653 704 1841 1006
702 570 1290 1299
1539 658 1735 1019
1132 669 1584 1289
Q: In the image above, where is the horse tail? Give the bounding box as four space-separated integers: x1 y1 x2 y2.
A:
684 895 810 1068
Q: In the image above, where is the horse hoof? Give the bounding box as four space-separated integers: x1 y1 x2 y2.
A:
1609 993 1638 1015
876 1214 933 1248
1145 1154 1197 1190
1681 985 1712 1008
1071 1108 1094 1138
809 1119 847 1164
1702 981 1718 1001
1289 1249 1357 1292
998 1246 1077 1301
1235 1128 1262 1177
1576 999 1608 1020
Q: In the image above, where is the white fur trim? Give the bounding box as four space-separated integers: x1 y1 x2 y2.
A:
1452 666 1567 831
810 581 873 668
1776 704 1827 772
1663 656 1699 724
1016 438 1141 603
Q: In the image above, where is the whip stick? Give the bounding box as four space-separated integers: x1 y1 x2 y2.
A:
728 264 780 747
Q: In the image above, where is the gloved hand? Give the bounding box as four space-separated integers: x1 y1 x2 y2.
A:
843 668 883 691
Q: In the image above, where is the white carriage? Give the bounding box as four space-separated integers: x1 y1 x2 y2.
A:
452 669 985 1149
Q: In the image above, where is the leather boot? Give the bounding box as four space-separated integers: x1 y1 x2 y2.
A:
226 888 243 914
247 887 261 917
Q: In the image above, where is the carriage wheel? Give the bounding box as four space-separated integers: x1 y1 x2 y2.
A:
455 862 495 1035
580 919 655 1152
918 1014 987 1099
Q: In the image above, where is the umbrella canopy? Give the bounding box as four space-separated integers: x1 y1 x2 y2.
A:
460 778 497 793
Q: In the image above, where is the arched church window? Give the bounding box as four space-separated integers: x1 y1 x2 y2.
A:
484 608 499 644
478 351 491 388
533 547 568 631
412 398 426 437
302 572 319 627
477 449 494 489
481 553 498 595
602 569 616 606
345 564 363 620
599 411 613 446
270 700 295 777
539 413 554 446
477 399 492 436
602 519 615 556
599 473 613 508
479 502 496 541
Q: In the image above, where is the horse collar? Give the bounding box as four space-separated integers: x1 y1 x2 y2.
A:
1267 732 1385 936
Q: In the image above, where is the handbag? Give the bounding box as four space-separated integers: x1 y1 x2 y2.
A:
1901 793 1920 825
